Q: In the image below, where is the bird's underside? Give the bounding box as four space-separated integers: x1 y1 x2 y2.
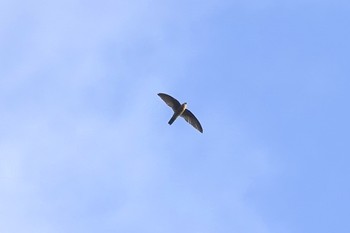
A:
158 93 203 133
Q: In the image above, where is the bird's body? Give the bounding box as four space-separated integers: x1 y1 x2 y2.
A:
158 93 203 133
168 103 187 125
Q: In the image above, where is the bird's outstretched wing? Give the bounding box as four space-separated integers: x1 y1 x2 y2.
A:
157 93 181 112
181 109 203 133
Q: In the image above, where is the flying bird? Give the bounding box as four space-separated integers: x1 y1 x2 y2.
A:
158 93 203 133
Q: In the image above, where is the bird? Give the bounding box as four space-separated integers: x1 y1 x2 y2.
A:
158 93 203 133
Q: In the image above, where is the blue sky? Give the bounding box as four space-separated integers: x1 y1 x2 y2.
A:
1 0 349 232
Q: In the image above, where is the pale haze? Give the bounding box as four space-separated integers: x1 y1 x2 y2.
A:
1 1 349 233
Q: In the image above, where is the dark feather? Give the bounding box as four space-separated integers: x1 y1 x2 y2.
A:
181 109 203 133
157 93 181 112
